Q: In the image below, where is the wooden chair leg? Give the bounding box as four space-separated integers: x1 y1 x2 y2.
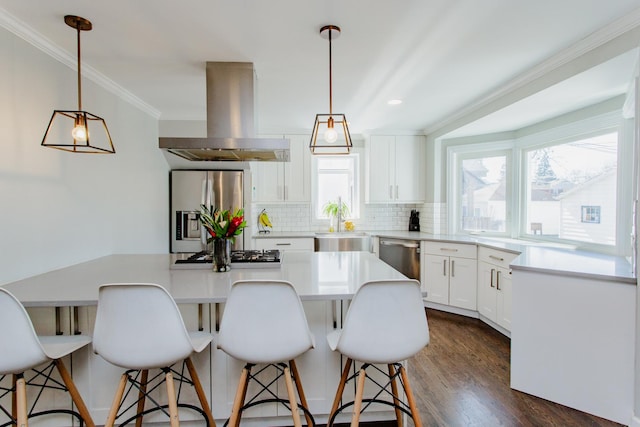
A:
289 360 313 426
54 359 96 427
185 357 216 427
328 357 352 425
11 374 17 425
105 373 128 427
283 365 302 427
388 364 403 427
399 365 423 427
350 368 366 427
229 366 250 427
135 369 148 427
164 370 180 427
15 374 28 427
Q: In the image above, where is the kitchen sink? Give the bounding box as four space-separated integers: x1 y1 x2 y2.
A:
314 232 371 252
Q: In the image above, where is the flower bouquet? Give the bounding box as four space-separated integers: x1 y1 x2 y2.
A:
199 205 247 271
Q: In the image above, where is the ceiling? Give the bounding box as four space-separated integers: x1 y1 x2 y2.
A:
1 0 639 137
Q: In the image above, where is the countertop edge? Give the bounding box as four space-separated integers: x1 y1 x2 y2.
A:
255 230 634 283
510 264 637 284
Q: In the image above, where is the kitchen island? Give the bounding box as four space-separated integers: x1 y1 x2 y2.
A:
2 251 410 426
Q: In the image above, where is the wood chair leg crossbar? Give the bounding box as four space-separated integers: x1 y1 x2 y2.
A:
226 361 315 427
0 360 95 427
327 361 423 427
104 358 214 427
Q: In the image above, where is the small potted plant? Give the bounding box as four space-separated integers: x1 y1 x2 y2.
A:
322 199 350 232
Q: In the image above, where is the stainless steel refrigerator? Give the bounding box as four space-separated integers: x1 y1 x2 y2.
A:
170 170 247 253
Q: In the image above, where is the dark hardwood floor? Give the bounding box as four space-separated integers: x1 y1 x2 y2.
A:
403 309 623 427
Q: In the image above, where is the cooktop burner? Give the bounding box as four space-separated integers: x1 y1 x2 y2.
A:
230 249 281 263
173 249 282 269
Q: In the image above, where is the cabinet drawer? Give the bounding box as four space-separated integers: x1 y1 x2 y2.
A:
254 237 314 251
423 241 476 259
478 246 518 269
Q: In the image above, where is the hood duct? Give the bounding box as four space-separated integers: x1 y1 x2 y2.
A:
159 62 290 161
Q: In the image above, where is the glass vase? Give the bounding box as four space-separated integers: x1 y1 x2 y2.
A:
211 238 231 272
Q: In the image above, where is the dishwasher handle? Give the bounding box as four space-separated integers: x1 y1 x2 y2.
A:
380 239 420 249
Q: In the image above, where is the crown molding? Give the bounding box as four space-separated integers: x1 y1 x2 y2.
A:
425 7 640 138
0 7 161 119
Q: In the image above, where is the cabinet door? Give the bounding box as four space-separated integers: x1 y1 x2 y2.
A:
448 257 477 310
284 135 311 202
394 135 425 203
477 261 497 322
423 254 450 305
252 161 283 202
367 136 394 202
496 267 512 331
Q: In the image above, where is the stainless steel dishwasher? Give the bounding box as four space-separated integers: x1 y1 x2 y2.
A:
378 238 420 281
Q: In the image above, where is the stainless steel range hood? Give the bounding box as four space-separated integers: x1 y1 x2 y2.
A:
159 62 289 162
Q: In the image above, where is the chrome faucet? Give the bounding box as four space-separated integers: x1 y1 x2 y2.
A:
337 196 342 233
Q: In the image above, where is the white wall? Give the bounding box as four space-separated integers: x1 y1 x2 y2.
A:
0 27 169 285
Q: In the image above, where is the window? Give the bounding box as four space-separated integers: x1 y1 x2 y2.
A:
313 155 359 219
523 132 617 245
581 206 601 224
456 152 509 234
446 109 627 253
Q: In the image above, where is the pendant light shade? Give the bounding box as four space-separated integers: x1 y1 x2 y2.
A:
309 25 352 155
41 15 115 154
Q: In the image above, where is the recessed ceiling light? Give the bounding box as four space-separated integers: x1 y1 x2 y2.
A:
388 99 402 105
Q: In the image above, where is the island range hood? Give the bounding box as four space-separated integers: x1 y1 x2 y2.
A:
159 62 290 162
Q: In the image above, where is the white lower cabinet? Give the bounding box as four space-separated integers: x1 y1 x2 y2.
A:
421 242 477 310
253 237 314 252
477 247 518 331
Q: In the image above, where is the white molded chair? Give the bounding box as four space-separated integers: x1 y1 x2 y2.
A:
93 283 215 427
217 280 316 427
326 279 429 427
0 287 95 427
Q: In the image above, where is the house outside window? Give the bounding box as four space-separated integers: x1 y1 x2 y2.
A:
524 131 617 246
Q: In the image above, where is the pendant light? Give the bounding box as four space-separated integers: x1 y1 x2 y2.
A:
309 25 352 155
41 15 115 154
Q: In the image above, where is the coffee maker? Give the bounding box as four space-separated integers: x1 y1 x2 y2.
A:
409 210 420 231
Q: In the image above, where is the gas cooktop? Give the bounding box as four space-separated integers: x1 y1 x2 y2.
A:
172 250 282 269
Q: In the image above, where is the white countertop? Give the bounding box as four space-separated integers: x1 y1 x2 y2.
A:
2 252 409 307
253 230 635 283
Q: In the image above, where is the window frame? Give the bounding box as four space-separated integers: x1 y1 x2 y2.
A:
446 109 631 255
311 154 360 223
447 141 514 237
516 116 624 254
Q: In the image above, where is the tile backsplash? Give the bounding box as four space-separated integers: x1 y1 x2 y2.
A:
251 202 447 234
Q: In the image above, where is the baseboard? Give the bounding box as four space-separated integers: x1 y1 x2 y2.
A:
477 314 511 338
630 414 640 427
423 300 479 318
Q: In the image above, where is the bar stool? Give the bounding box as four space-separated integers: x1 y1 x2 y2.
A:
217 280 316 427
326 279 429 426
0 287 95 427
93 283 215 426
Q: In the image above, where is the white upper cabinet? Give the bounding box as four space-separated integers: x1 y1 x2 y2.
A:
365 135 425 203
252 135 311 203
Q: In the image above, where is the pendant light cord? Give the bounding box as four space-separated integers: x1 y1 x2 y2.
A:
328 27 332 116
76 24 82 111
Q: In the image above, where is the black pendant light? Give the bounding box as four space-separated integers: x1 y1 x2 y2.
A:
41 15 115 154
309 25 352 155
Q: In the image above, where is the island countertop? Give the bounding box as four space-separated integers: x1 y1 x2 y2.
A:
2 251 409 307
